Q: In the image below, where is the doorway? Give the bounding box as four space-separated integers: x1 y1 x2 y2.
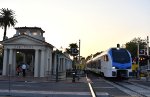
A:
16 49 35 77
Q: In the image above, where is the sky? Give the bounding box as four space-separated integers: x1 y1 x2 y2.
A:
0 0 150 58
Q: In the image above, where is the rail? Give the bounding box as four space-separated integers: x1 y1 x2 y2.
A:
105 80 149 97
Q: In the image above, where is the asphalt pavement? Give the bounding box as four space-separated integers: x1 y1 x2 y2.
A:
0 75 149 97
0 76 109 97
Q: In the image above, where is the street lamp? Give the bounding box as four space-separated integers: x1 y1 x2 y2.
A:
54 49 62 82
56 51 59 82
53 47 59 82
8 64 11 96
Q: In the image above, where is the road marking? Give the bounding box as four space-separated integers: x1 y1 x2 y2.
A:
86 75 97 97
0 89 108 95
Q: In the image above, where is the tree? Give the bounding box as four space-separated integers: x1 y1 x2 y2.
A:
0 45 3 69
93 51 103 58
66 43 79 57
125 37 147 58
0 8 17 40
66 43 79 69
85 54 93 61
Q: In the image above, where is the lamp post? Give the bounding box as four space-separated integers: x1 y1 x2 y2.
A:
8 64 11 96
137 43 140 79
55 49 62 82
79 39 80 62
56 52 59 82
147 36 150 69
146 36 150 81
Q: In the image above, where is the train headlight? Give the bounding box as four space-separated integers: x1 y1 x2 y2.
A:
112 67 115 69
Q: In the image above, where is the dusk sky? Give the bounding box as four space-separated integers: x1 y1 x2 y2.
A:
0 0 150 57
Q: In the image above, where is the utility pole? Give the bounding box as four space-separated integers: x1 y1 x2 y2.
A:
79 39 80 62
147 36 150 69
137 43 140 69
146 36 150 81
137 43 140 78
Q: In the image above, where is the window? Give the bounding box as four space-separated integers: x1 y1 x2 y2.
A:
104 55 108 61
112 48 130 63
98 60 101 69
32 32 37 35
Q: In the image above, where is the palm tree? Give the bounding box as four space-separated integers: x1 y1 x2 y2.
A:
66 43 79 69
0 8 17 40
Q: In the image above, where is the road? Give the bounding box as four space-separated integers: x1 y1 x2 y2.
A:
0 72 150 97
0 80 91 97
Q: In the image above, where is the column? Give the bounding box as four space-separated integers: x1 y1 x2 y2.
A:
61 58 63 72
12 50 16 76
31 55 34 72
8 49 13 75
34 49 39 77
45 50 49 73
49 53 52 74
66 60 69 70
40 49 45 77
2 49 8 76
63 58 65 71
53 53 57 74
58 57 60 72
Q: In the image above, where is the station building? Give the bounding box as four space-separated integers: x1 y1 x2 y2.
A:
0 27 72 77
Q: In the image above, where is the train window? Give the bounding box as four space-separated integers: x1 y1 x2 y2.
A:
98 60 101 69
96 60 99 68
94 62 97 68
99 60 101 65
104 55 109 61
112 49 130 63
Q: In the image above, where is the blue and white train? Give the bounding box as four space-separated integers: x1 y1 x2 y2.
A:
86 48 132 79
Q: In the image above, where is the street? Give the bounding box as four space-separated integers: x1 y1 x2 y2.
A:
0 72 150 97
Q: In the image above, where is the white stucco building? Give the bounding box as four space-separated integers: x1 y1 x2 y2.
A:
1 27 72 78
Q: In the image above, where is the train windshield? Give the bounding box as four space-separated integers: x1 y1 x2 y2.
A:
111 48 130 63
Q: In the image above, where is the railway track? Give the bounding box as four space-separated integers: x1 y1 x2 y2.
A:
87 71 150 97
105 80 150 97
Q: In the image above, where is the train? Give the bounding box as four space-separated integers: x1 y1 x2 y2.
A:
86 47 132 79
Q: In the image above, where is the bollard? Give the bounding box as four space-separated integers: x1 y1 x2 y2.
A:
72 72 76 82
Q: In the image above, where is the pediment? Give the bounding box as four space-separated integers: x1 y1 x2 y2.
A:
3 35 44 45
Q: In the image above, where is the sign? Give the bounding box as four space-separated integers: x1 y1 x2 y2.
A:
71 48 78 55
139 49 145 55
15 45 33 49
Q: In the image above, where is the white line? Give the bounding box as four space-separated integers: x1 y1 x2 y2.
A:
86 75 96 97
88 83 96 97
